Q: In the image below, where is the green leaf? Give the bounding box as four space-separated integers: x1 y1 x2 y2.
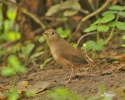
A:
97 25 109 32
116 22 125 30
25 90 36 97
121 44 125 47
1 67 16 76
63 10 78 16
8 89 19 100
7 8 17 21
122 35 125 40
30 51 44 59
61 0 72 9
47 88 82 100
46 4 60 16
91 18 101 25
56 27 70 38
100 14 115 23
8 55 20 69
107 21 117 27
25 43 35 55
72 2 81 10
4 20 11 32
38 36 45 43
109 5 125 10
59 17 68 22
7 55 26 73
107 21 125 30
19 53 25 58
18 67 26 73
61 1 79 9
61 1 81 10
56 27 65 38
84 25 97 32
71 43 77 48
40 58 52 69
119 12 125 17
82 40 96 50
7 31 21 41
93 39 105 51
102 11 118 16
64 29 70 35
56 27 64 34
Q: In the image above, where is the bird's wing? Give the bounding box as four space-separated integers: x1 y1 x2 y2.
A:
61 51 87 64
58 39 87 64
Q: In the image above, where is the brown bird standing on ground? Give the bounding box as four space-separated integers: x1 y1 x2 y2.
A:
43 29 88 83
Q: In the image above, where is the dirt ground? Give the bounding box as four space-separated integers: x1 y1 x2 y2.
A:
1 57 125 100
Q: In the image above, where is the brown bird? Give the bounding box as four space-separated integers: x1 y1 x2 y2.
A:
43 29 88 84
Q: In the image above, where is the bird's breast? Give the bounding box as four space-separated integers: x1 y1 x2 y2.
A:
49 44 60 61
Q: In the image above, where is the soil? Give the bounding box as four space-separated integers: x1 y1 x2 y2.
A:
1 57 125 100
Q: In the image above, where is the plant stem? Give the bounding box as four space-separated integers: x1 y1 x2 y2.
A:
96 23 100 42
73 0 112 35
89 0 99 19
97 31 99 42
105 6 125 44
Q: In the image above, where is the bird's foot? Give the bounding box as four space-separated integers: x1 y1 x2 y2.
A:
64 75 76 80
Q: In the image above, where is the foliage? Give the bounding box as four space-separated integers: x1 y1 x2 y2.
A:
56 27 71 38
19 43 44 66
82 39 105 51
0 4 20 43
0 1 125 100
84 5 125 33
40 57 52 69
24 90 36 97
46 85 125 100
46 0 82 17
7 89 19 100
1 55 26 76
82 5 125 56
84 14 115 33
46 88 82 100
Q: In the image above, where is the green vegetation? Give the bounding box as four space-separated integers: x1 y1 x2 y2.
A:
0 0 125 100
46 88 83 100
1 55 26 76
83 5 125 57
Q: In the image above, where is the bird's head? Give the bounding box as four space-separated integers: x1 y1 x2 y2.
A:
43 29 60 42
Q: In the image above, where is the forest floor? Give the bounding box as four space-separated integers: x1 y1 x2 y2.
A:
1 59 125 100
0 36 125 100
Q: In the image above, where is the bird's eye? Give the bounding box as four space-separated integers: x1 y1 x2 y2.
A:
51 32 55 35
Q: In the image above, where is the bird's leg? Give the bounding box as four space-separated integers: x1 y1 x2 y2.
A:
64 68 74 79
62 68 76 84
67 68 78 83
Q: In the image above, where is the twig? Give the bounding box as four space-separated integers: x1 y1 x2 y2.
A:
76 32 96 62
74 0 113 35
0 0 46 29
84 48 94 62
89 0 99 19
76 32 97 48
79 8 89 14
0 39 21 48
21 8 46 29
